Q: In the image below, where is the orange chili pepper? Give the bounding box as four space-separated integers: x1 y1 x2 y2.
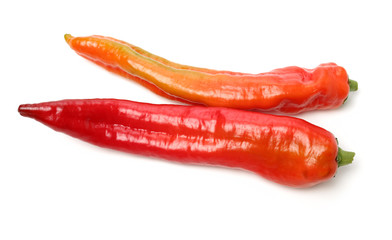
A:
65 34 357 113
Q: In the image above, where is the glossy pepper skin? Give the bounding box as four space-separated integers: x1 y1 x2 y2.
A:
64 34 358 114
18 99 354 187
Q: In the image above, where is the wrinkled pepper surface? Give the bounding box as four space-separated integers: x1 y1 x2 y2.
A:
18 99 354 187
65 34 358 114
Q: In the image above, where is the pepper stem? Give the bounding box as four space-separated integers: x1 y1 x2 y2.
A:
349 79 358 91
337 147 355 167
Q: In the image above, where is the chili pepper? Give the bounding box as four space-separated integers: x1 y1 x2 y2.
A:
18 99 354 187
64 34 358 114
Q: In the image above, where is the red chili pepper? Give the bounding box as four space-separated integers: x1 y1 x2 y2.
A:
18 99 354 187
64 34 358 114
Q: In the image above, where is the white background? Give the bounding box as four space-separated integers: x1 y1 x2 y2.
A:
1 0 391 239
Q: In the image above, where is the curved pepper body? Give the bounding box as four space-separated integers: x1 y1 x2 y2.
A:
65 34 354 114
19 99 344 187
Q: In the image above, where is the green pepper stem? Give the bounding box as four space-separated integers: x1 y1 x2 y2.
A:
349 79 358 91
337 147 355 167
